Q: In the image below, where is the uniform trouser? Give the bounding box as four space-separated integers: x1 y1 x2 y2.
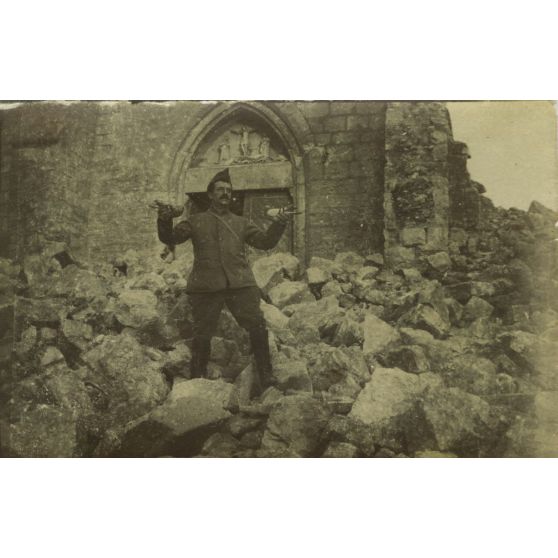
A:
188 286 272 383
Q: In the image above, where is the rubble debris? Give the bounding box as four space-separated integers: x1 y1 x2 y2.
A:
2 197 557 457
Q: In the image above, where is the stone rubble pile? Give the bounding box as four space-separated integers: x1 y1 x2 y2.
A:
1 201 557 457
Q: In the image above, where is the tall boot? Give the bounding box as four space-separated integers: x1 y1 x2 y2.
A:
249 327 273 392
190 336 211 379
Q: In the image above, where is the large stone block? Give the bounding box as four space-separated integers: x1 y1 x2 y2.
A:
323 115 347 132
0 406 78 457
418 386 494 456
114 289 160 329
349 367 438 451
82 333 170 428
268 281 314 309
99 379 234 457
362 313 400 355
261 393 331 457
400 227 427 246
399 304 450 339
298 102 330 119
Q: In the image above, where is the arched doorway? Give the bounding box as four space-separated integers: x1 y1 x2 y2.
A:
168 102 306 263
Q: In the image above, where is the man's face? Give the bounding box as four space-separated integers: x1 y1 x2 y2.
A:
209 181 233 207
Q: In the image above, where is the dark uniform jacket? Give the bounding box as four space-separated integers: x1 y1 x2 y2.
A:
158 208 286 293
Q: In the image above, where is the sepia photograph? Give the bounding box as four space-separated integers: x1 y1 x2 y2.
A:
1 99 556 458
2 2 558 557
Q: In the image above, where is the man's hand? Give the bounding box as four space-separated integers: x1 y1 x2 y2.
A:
267 204 299 224
150 200 183 220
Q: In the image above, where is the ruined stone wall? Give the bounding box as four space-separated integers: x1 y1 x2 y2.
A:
81 102 212 261
291 101 386 256
0 101 387 265
383 102 452 267
0 103 100 260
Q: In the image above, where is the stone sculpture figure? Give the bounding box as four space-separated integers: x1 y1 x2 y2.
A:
218 137 231 163
258 136 270 159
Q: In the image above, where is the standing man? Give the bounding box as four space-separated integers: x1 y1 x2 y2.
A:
157 169 291 395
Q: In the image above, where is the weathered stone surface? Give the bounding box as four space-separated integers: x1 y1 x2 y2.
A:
362 314 400 355
335 252 365 274
445 297 464 325
306 266 331 285
253 252 300 286
427 251 452 272
321 280 344 298
401 267 423 283
274 252 301 280
415 280 450 322
210 337 240 369
16 297 65 327
399 327 435 346
309 256 344 278
359 287 387 305
374 448 399 458
350 367 423 427
463 296 494 321
399 304 450 339
114 289 160 329
384 345 430 374
272 354 313 393
252 255 287 292
400 227 426 246
355 266 380 282
305 344 370 394
444 282 474 304
41 327 58 343
200 432 243 457
21 254 61 295
268 281 314 308
375 269 404 287
43 364 93 413
261 394 331 457
82 333 170 427
325 414 376 456
14 326 38 358
161 263 188 291
40 346 65 367
419 386 494 456
533 391 558 457
162 341 192 378
128 272 168 295
227 415 264 438
287 295 345 343
338 293 357 309
441 355 499 396
331 316 363 346
260 301 289 330
499 330 558 389
470 281 496 298
0 406 78 457
414 450 458 458
55 267 110 305
61 318 94 351
385 246 416 267
100 379 234 457
322 441 360 458
364 253 384 267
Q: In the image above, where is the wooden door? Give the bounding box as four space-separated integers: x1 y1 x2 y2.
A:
243 188 294 262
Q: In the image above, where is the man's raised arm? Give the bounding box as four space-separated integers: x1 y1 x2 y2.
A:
244 218 287 250
157 204 193 246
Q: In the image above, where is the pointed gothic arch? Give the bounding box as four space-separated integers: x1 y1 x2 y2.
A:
168 102 307 262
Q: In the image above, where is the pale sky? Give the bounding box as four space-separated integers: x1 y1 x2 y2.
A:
447 101 558 211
